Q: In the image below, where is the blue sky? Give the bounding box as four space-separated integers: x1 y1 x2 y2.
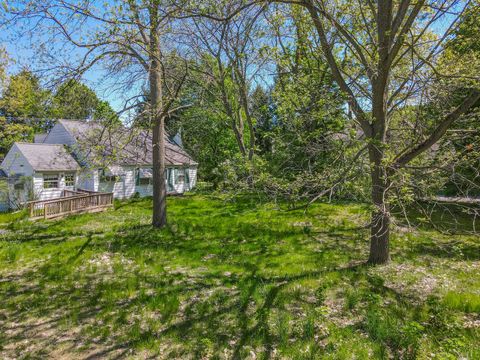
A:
0 7 131 113
3 41 127 112
0 1 462 114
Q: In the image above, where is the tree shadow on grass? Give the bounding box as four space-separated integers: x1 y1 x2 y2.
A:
0 215 369 359
408 239 480 261
2 196 455 358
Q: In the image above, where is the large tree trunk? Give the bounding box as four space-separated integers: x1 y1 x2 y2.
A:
151 112 167 228
150 26 167 228
368 145 391 264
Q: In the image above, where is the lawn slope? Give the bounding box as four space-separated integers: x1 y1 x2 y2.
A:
0 195 479 359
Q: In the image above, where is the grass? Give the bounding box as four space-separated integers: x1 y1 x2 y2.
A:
0 194 479 359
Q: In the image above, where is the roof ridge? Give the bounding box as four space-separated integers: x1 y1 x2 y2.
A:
15 142 66 146
58 118 92 122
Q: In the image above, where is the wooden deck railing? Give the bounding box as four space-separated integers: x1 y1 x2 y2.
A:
27 191 114 220
63 189 85 197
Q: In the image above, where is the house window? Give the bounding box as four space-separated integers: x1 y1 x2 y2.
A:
139 178 151 185
43 174 59 189
100 169 119 182
136 168 153 186
175 169 185 184
14 182 24 190
104 175 119 182
167 169 174 188
65 174 75 187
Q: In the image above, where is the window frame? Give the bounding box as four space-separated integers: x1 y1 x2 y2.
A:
136 168 153 186
167 168 174 188
64 173 75 187
99 169 119 183
138 177 152 186
175 168 185 184
43 174 59 189
13 181 24 190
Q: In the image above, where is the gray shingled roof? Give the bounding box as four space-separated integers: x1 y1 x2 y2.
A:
15 143 80 171
34 133 48 143
58 119 197 167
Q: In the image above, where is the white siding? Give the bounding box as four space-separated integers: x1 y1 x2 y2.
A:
1 145 35 208
0 144 34 177
33 172 77 201
171 166 198 193
133 166 197 197
98 168 135 199
43 123 76 145
135 184 153 197
77 169 97 192
186 167 197 191
171 168 184 194
33 173 62 201
93 170 100 192
124 168 136 198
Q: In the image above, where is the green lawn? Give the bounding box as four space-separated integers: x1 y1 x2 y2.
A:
0 194 479 359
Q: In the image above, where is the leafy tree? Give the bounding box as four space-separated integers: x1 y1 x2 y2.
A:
165 59 240 187
422 2 480 198
49 79 119 124
0 70 50 120
0 116 34 157
94 100 120 125
264 6 356 202
0 47 7 92
250 86 274 156
190 4 271 178
0 70 43 152
265 1 480 264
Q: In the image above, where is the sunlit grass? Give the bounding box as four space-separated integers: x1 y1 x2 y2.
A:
0 194 479 358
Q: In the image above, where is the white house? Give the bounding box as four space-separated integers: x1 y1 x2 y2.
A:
0 119 197 210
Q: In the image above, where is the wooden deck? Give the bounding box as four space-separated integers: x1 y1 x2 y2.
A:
27 189 114 220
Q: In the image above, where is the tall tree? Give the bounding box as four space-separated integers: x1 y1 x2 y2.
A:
0 47 7 91
0 70 47 149
419 2 480 199
0 116 34 157
0 70 50 120
250 85 274 156
172 67 240 187
50 79 119 124
5 0 190 228
267 1 480 264
189 4 270 176
269 6 347 179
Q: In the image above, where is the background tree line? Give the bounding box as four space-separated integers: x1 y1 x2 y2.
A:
0 68 118 157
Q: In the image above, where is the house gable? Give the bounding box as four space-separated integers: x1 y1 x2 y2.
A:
0 144 34 177
44 121 76 146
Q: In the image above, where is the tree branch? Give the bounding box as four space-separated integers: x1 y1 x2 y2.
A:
394 90 480 167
